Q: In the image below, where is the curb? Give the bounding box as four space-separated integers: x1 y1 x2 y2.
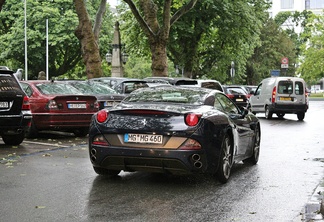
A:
298 183 324 221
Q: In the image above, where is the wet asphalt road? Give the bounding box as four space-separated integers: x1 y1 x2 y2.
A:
0 100 324 222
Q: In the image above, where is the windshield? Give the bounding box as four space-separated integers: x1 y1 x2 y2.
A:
123 87 208 105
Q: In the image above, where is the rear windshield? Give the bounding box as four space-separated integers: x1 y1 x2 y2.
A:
0 74 22 93
278 80 304 95
201 82 223 91
36 83 83 95
123 88 208 105
225 87 246 95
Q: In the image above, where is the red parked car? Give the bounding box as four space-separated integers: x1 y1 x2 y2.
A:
20 80 99 138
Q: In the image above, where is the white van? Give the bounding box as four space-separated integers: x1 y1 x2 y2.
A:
249 77 309 120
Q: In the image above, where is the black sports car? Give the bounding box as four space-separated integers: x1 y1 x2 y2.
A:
88 86 261 183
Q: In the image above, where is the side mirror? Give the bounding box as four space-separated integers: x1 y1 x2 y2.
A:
241 107 249 117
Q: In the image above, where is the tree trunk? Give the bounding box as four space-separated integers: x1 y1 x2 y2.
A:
0 0 5 12
74 0 103 79
150 41 168 77
123 0 198 77
93 0 106 43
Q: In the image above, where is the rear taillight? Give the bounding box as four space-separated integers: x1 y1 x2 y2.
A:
271 86 276 103
22 96 30 110
46 100 58 109
227 94 234 99
185 113 201 126
179 138 201 150
97 109 109 123
92 135 109 146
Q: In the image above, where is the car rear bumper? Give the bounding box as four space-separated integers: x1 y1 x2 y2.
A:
269 103 308 113
89 145 209 175
0 113 32 133
32 113 94 129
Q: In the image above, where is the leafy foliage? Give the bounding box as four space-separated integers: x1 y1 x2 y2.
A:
298 13 324 83
119 0 270 83
0 0 114 79
246 18 297 84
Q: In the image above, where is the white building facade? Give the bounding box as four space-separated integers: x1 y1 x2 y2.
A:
268 0 324 18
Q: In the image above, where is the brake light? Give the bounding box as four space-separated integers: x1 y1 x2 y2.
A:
92 135 109 146
97 109 109 123
179 138 201 150
22 96 30 110
46 100 58 109
227 94 234 99
185 113 201 126
271 86 276 103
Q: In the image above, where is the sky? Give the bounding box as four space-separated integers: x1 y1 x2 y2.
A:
108 0 119 8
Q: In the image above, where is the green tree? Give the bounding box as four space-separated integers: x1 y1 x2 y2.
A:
274 10 313 59
0 0 114 79
168 0 270 83
298 13 324 83
120 0 269 83
246 18 297 84
122 0 198 77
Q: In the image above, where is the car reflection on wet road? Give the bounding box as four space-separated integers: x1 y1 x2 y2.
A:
0 101 324 222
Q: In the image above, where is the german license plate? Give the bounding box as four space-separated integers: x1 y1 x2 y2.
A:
105 101 116 107
280 97 292 101
0 101 9 108
124 133 163 144
68 103 87 109
236 98 243 102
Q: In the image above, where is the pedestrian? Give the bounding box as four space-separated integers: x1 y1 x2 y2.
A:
38 71 46 80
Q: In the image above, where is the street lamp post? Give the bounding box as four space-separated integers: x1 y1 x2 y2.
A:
106 22 128 77
230 61 235 84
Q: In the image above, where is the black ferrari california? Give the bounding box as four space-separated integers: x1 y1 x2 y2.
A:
88 86 261 183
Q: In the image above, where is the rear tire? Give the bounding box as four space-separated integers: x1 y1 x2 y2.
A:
2 131 25 146
93 167 121 176
216 134 233 184
297 112 305 121
243 125 260 165
265 106 273 119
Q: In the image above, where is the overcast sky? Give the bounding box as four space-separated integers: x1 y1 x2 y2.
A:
108 0 119 8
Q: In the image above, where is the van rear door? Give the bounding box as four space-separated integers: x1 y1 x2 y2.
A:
276 79 305 105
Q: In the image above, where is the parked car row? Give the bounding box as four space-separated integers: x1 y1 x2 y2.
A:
0 73 257 143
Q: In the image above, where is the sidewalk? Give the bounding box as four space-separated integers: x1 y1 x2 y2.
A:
296 182 324 221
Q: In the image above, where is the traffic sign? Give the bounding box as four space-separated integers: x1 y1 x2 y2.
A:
271 70 280 76
281 57 289 64
281 64 288 68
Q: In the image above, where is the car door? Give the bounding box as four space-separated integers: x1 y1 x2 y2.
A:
249 83 263 112
215 93 253 157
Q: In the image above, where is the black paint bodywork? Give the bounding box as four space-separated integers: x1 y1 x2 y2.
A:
88 87 259 176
